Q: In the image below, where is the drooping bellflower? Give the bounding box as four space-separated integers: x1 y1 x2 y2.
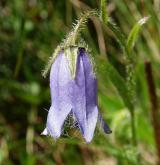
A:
42 47 111 143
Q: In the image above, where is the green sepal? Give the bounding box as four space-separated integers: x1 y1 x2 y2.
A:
65 46 79 79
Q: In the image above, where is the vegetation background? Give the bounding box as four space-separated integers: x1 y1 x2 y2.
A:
0 0 160 164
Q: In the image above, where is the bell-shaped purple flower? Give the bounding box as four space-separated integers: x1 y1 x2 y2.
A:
42 47 111 143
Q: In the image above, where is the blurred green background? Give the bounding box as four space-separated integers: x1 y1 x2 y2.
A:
0 0 160 164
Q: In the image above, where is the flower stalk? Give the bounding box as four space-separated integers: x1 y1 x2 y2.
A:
42 10 98 78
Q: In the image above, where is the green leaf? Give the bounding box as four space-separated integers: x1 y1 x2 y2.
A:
107 19 127 52
106 62 134 111
96 57 133 111
127 16 149 53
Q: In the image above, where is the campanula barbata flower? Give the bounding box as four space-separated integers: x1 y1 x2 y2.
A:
42 47 111 143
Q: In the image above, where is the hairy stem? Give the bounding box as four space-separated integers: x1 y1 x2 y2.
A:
65 10 98 46
100 1 138 162
42 10 98 77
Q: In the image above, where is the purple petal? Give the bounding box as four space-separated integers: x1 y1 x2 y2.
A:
71 49 98 143
43 48 111 142
98 114 112 134
81 49 111 135
46 52 72 138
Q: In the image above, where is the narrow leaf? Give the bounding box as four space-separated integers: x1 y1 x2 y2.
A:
107 19 127 53
127 16 149 53
106 62 134 111
97 57 133 111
